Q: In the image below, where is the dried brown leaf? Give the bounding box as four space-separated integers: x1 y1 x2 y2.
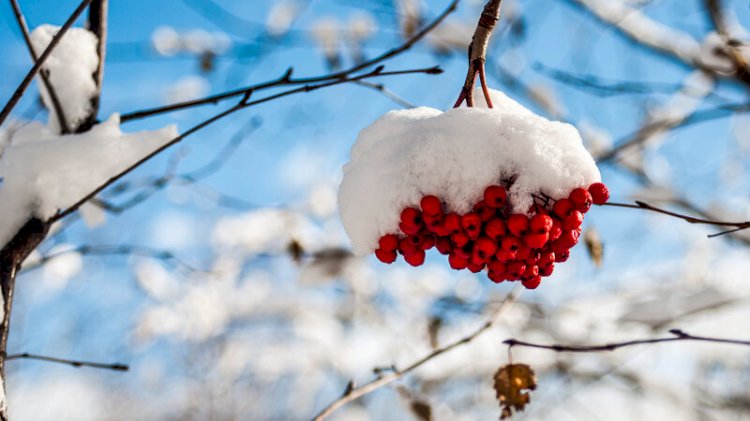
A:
584 227 603 267
493 363 537 419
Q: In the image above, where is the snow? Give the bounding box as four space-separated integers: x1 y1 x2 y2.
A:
30 25 99 133
266 1 301 37
0 114 177 248
151 27 231 56
338 88 601 254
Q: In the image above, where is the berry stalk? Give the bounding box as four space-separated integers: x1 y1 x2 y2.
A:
453 0 503 108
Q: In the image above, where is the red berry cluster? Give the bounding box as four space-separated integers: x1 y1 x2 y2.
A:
374 182 609 289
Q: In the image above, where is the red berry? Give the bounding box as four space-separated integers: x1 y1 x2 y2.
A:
506 261 527 279
485 218 507 240
461 213 482 239
451 232 470 248
495 249 518 262
423 212 444 233
488 259 506 274
538 251 555 266
522 275 542 289
539 263 554 276
420 195 442 215
562 210 584 231
488 270 506 284
522 264 539 279
442 213 462 235
524 233 549 249
375 248 397 264
474 237 497 261
448 254 469 270
569 188 593 213
399 237 420 255
404 249 425 266
419 234 435 250
399 207 423 235
588 182 610 205
553 199 574 218
378 234 399 251
501 236 521 252
554 250 570 263
435 237 452 255
515 245 531 261
549 220 563 241
529 214 553 234
467 261 485 273
559 229 580 248
526 250 541 265
473 200 496 222
484 185 507 208
507 214 530 237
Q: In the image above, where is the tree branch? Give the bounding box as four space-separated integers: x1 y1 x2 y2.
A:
505 329 750 353
704 0 750 86
119 0 459 123
454 0 502 107
78 0 107 132
5 352 127 371
0 0 94 129
311 285 523 421
8 0 71 134
601 201 750 237
51 66 442 223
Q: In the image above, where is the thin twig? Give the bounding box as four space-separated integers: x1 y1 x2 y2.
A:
5 352 127 371
0 0 94 129
311 285 522 421
20 244 203 274
601 201 750 236
8 0 71 134
505 329 750 352
119 0 459 123
51 66 442 223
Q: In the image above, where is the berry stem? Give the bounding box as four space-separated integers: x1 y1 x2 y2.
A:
453 0 503 109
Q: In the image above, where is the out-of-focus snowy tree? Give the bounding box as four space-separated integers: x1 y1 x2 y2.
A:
1 0 750 420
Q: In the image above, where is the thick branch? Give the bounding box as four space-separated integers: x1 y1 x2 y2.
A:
311 285 522 421
0 0 94 129
8 0 71 134
505 329 750 352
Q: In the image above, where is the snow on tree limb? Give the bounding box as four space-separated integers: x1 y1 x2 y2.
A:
0 115 177 248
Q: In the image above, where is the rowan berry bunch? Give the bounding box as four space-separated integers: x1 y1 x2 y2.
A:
374 182 609 289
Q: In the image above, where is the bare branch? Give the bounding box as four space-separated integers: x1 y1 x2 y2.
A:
21 244 204 274
505 329 750 352
601 201 750 236
5 352 127 371
0 0 94 129
454 0 503 107
8 0 71 134
51 65 442 223
78 0 108 132
119 0 459 122
311 285 523 421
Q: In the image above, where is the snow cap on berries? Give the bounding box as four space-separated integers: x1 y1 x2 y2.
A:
338 88 601 255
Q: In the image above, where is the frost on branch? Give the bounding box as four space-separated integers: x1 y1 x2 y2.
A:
30 25 99 133
338 89 601 255
0 114 177 248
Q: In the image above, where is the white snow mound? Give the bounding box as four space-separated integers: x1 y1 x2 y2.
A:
338 89 601 255
0 114 177 248
30 25 99 132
